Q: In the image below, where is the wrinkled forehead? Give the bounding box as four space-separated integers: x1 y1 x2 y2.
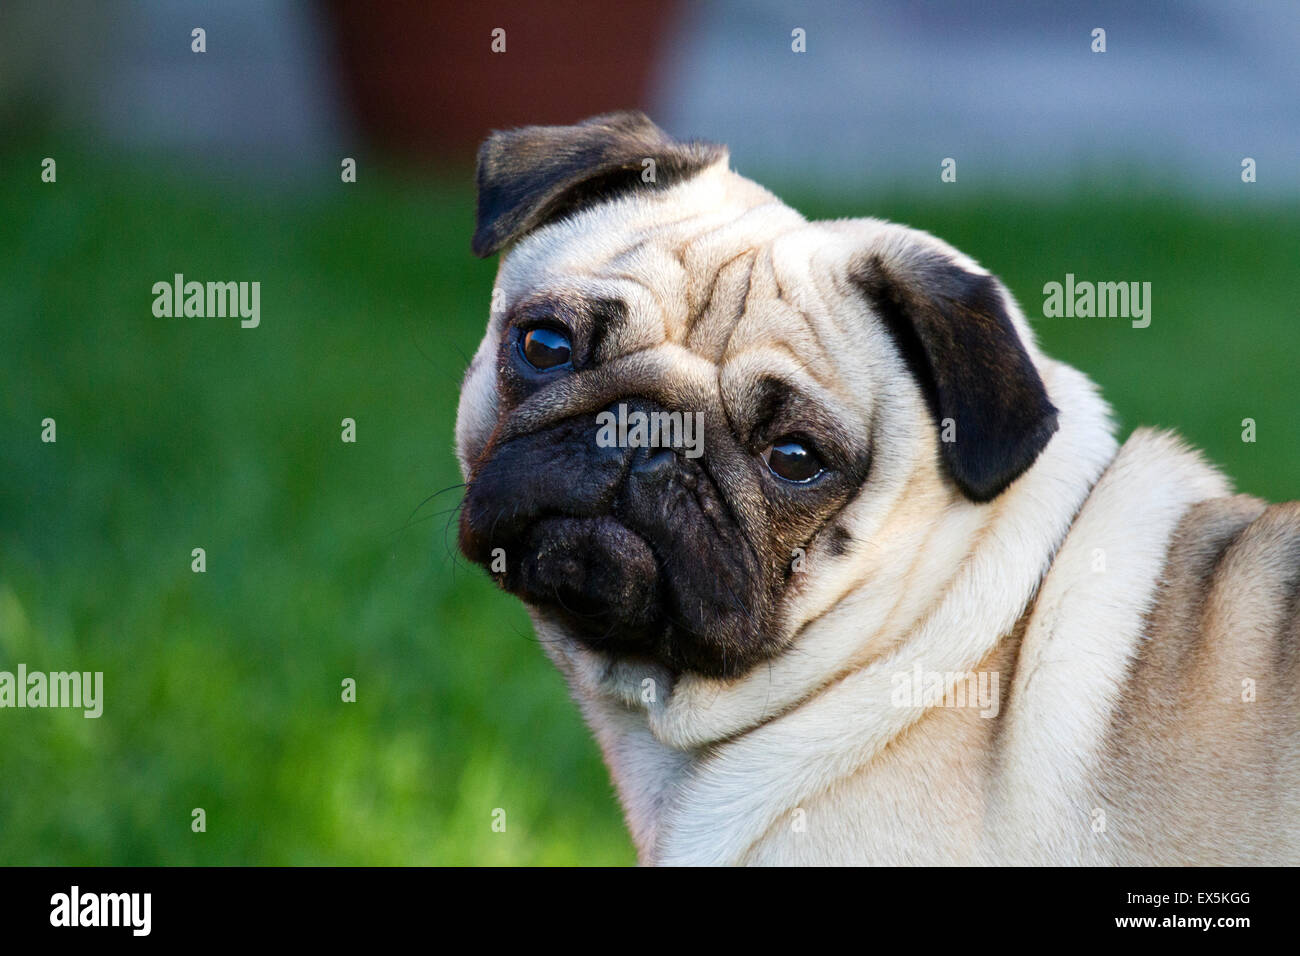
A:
491 168 867 405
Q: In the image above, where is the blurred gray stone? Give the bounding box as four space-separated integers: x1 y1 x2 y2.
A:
655 0 1300 196
0 0 346 171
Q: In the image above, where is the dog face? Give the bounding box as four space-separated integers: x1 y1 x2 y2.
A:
456 112 1058 679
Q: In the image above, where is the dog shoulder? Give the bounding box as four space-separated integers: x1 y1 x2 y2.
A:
1097 490 1300 863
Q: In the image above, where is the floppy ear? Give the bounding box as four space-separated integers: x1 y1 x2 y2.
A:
472 110 727 258
853 242 1059 503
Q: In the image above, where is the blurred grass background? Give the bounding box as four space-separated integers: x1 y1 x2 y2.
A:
1 143 1298 864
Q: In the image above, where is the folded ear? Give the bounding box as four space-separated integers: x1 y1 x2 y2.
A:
853 237 1059 503
472 110 727 257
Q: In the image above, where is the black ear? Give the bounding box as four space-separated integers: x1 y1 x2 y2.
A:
472 111 727 258
854 249 1059 503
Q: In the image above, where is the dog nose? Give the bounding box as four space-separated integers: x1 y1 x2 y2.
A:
629 445 676 485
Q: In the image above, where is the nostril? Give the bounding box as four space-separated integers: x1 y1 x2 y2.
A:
630 446 676 479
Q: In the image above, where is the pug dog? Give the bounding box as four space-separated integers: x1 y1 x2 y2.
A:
455 111 1300 866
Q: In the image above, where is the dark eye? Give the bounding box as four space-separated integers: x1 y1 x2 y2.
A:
765 438 824 483
519 327 572 370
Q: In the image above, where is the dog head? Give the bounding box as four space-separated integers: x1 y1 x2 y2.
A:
455 111 1057 680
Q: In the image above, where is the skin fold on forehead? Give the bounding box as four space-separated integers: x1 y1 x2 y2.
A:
492 165 797 326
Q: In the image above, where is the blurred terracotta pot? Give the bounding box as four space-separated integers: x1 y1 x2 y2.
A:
325 0 682 159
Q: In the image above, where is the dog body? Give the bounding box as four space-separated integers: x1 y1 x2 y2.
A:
455 113 1300 865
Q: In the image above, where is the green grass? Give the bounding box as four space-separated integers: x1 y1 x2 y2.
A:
1 147 1297 864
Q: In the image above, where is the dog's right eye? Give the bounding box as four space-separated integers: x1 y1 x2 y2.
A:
519 327 572 370
765 438 824 483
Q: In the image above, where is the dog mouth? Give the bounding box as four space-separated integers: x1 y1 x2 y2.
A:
498 515 668 651
455 411 780 677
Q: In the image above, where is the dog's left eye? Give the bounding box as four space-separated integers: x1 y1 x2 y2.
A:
519 327 572 370
765 438 824 483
